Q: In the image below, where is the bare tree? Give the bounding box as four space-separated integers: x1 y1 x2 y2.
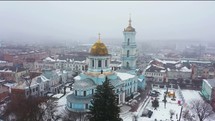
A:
61 109 79 121
4 95 60 121
39 98 61 121
183 109 194 121
61 109 88 121
191 100 214 121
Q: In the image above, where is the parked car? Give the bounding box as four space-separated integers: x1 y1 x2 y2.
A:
152 90 160 94
149 91 159 97
142 109 149 117
148 110 153 118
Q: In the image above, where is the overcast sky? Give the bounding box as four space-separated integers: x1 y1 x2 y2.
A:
0 1 215 44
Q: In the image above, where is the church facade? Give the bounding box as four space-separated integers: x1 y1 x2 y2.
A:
66 18 142 112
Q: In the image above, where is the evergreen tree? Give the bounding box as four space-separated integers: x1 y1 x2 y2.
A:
152 98 159 110
89 77 122 121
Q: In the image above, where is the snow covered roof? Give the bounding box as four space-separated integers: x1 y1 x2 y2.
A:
0 60 7 63
43 57 55 62
73 78 96 89
35 75 49 83
204 79 215 88
179 66 192 72
4 83 17 88
116 72 135 81
181 60 211 64
74 75 81 80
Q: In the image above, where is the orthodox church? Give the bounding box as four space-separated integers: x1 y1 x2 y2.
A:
66 18 144 112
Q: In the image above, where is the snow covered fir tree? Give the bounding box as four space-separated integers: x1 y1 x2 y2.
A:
88 77 122 121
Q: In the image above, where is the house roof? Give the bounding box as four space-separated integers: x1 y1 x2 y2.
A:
0 66 26 73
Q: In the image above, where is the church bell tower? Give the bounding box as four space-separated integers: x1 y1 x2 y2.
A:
121 16 137 70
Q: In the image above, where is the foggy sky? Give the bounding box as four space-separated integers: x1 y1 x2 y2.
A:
0 1 215 44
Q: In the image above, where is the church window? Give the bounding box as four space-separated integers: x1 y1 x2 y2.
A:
127 38 130 45
75 90 77 96
70 103 73 108
92 60 94 67
92 89 94 94
84 91 86 96
105 60 107 67
127 50 129 57
86 104 88 109
126 62 129 68
98 60 102 67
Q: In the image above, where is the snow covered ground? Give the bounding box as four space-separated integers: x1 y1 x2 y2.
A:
181 90 215 121
55 87 215 121
56 87 73 115
139 88 182 121
121 88 182 121
121 88 215 121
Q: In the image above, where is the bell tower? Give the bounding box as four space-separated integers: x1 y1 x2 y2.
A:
121 16 137 70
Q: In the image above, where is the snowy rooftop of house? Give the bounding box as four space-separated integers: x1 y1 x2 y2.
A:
14 77 40 89
0 60 7 63
116 72 135 81
204 79 215 88
179 66 192 72
4 82 17 88
34 75 49 83
154 58 180 64
43 57 56 62
181 60 211 64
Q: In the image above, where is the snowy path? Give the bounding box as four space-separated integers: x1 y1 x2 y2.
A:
56 88 73 115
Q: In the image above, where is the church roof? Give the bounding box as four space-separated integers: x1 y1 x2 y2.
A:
90 33 108 56
73 78 96 89
116 72 136 81
124 17 135 32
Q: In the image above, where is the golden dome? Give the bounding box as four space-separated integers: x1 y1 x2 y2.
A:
90 34 108 56
124 17 135 32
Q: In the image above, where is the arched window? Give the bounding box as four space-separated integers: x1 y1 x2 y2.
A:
127 50 129 57
105 60 107 67
126 62 129 68
127 38 130 45
92 60 94 67
98 60 102 67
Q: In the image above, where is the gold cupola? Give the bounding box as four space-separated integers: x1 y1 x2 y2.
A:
124 15 135 32
90 33 108 56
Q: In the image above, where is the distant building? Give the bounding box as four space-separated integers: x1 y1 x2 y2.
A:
201 79 215 110
144 59 192 83
11 69 65 98
0 66 28 82
0 83 9 102
33 57 87 72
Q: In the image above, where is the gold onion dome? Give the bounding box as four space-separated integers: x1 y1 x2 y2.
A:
124 16 135 32
90 33 108 56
